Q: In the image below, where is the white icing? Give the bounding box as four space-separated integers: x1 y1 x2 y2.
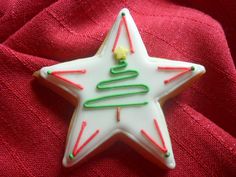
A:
39 8 205 169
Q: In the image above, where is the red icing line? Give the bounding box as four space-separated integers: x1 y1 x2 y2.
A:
141 129 167 153
72 121 87 155
158 66 191 70
154 119 167 150
112 20 123 52
164 69 191 84
51 73 84 90
116 107 121 122
74 129 100 156
49 69 86 90
122 15 134 53
141 118 168 153
157 66 194 84
51 69 86 74
112 14 134 53
72 120 100 157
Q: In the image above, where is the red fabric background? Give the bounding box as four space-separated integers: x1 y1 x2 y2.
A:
1 0 236 176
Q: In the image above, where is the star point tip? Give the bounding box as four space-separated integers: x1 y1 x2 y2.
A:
200 65 206 74
120 8 129 15
193 64 206 74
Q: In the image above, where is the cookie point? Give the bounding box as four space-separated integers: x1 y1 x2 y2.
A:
168 161 176 169
121 12 125 16
191 66 195 71
120 8 129 13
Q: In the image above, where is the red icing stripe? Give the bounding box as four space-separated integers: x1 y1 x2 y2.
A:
72 121 87 155
51 73 84 90
74 130 99 156
51 69 86 74
122 15 134 53
154 119 167 151
141 130 167 153
116 107 121 122
157 66 194 84
112 19 123 52
158 66 192 70
71 121 99 157
164 69 192 84
112 13 134 53
48 69 86 90
141 118 168 153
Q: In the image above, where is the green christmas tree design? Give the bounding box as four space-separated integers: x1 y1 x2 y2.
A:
83 48 149 109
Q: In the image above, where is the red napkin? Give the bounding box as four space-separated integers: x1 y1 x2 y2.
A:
1 0 236 176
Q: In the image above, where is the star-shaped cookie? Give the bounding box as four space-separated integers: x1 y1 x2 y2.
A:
35 8 205 169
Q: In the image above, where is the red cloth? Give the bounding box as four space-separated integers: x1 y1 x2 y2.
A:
1 0 236 176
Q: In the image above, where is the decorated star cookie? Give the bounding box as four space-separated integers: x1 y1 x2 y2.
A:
34 8 205 169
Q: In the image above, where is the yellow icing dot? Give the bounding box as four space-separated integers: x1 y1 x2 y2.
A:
114 46 129 60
